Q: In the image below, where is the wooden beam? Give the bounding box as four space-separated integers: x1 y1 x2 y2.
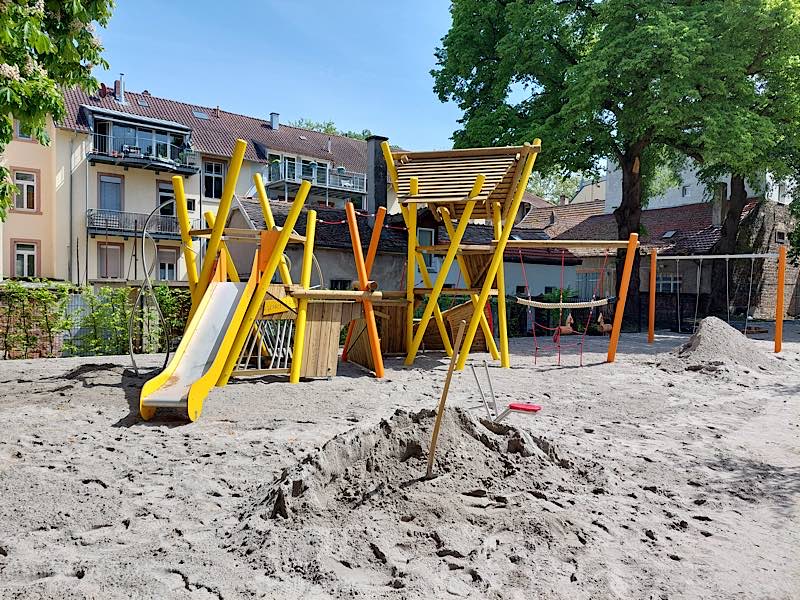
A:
501 239 641 250
288 289 384 300
392 145 537 160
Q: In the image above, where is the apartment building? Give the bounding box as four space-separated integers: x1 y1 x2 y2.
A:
1 76 371 284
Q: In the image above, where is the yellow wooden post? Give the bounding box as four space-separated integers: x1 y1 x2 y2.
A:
405 196 479 365
413 250 454 356
290 209 316 383
492 202 510 367
204 211 240 282
405 203 417 354
455 143 540 371
253 173 293 285
440 208 500 360
775 244 786 353
606 233 639 363
195 139 247 304
173 175 198 299
219 181 311 385
648 249 657 344
381 141 399 193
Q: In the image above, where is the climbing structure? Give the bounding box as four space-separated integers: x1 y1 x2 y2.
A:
381 140 542 370
140 139 386 421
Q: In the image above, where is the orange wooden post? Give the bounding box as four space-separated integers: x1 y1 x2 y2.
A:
343 206 386 362
775 245 786 353
607 233 639 363
648 249 657 344
345 202 384 377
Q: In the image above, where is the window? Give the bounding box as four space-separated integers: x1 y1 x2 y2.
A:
186 197 196 212
14 242 37 277
13 171 36 211
268 154 282 181
662 230 677 239
192 110 209 120
417 227 435 268
776 231 786 245
284 157 296 181
577 272 599 298
14 120 32 140
681 185 690 198
655 274 681 293
203 160 224 199
157 247 178 281
516 285 529 296
97 242 123 279
329 279 351 290
157 181 175 216
98 174 123 211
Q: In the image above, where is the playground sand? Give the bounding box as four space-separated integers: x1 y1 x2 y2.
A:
0 321 798 599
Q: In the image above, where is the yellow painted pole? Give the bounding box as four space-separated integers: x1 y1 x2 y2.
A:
492 202 510 368
365 206 386 275
204 211 239 282
195 139 247 302
405 203 417 354
455 143 540 371
648 249 657 344
381 140 399 193
405 197 478 365
219 181 311 385
606 233 639 363
290 209 317 383
253 173 293 285
173 175 198 300
440 208 500 360
775 244 786 353
413 250 454 357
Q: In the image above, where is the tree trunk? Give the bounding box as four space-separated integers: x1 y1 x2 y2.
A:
707 175 749 315
613 154 643 330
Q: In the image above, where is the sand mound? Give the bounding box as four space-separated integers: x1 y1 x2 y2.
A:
658 316 778 375
224 408 614 598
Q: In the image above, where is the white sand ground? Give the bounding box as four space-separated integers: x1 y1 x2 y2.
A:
0 320 798 599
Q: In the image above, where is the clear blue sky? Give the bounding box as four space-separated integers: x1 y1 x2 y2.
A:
95 1 461 150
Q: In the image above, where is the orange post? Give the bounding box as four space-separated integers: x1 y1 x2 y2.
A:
648 249 657 343
607 233 639 363
343 206 386 362
775 245 786 353
345 202 384 377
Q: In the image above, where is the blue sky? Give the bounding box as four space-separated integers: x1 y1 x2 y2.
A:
95 0 461 150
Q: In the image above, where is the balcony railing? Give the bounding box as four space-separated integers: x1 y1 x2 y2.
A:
87 208 199 238
89 133 198 172
267 162 366 194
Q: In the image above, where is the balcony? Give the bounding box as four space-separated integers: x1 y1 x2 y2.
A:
87 208 199 240
264 162 367 201
87 133 199 176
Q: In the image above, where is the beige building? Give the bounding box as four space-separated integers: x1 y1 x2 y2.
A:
1 77 371 285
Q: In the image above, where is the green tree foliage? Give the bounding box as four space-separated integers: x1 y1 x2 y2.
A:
526 171 582 205
433 0 800 322
0 0 113 219
288 118 372 141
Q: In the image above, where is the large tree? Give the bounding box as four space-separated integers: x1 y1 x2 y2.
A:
0 0 113 219
433 0 800 324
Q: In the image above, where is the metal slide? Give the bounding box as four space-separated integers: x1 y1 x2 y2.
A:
139 266 257 422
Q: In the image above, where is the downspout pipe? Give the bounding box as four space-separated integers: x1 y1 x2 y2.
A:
68 137 74 283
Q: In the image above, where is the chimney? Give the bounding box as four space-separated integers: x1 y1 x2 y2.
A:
270 112 279 130
559 194 567 206
712 181 728 226
366 135 388 212
327 137 332 153
116 73 126 104
214 105 220 118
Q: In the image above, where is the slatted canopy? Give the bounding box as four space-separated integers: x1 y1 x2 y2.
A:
393 145 536 221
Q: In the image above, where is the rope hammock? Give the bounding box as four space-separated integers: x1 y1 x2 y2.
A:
516 297 610 310
517 248 612 367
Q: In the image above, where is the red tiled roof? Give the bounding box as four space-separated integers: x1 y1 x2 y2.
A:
61 86 368 171
555 201 759 256
516 199 605 237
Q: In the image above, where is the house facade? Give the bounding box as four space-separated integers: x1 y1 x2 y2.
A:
1 77 371 285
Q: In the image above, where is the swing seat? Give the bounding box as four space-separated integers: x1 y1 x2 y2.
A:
508 402 542 413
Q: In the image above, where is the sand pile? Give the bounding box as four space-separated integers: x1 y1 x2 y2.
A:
658 316 778 375
225 408 615 598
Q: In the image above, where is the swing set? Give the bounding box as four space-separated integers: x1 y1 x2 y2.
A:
646 246 788 352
